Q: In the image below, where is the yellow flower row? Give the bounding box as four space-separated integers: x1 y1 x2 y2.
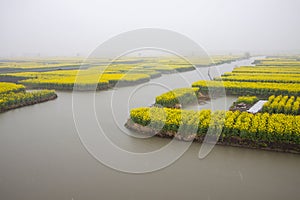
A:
15 73 150 90
232 66 300 74
0 89 56 111
0 82 25 94
262 95 300 115
130 107 300 144
236 96 258 104
192 80 300 96
155 88 199 107
216 74 300 83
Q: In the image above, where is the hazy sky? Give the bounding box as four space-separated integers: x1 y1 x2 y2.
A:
0 0 299 57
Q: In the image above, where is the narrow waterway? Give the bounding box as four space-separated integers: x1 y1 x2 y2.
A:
1 57 299 200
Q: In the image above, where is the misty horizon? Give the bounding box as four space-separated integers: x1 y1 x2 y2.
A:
1 0 300 57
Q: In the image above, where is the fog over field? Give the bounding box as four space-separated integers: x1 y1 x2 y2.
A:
0 0 299 57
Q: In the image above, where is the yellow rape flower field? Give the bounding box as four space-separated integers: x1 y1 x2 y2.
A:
126 56 300 153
